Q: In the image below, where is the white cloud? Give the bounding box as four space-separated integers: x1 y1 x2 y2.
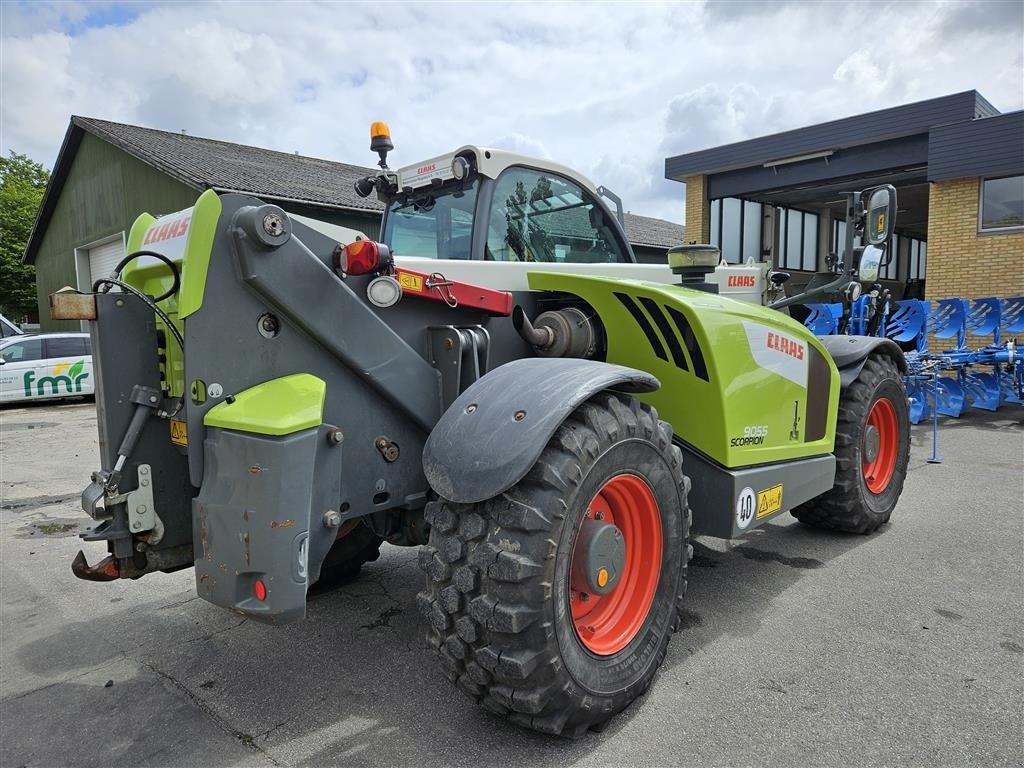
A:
1 0 1021 224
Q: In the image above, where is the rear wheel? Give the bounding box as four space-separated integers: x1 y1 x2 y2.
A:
314 520 383 588
793 352 910 533
417 392 690 737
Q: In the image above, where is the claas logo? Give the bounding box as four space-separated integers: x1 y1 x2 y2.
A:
766 332 804 360
727 275 756 287
144 215 192 245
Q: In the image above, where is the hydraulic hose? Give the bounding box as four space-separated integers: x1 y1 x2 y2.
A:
105 250 181 303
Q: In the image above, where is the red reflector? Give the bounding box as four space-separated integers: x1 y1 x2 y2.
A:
254 579 267 601
342 240 380 275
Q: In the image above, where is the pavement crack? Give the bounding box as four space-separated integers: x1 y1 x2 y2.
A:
2 660 126 703
0 493 80 511
157 596 201 611
186 618 248 643
140 660 283 766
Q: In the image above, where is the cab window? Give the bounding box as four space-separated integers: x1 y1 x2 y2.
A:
1 339 43 362
384 180 479 260
45 337 90 358
486 168 629 263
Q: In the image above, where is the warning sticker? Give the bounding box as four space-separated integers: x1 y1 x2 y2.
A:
756 484 784 518
170 419 188 446
736 487 756 530
397 271 424 292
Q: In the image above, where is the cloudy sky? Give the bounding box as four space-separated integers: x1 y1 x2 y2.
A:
2 1 1022 222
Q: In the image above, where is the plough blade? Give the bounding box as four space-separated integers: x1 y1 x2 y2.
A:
1000 369 1024 405
962 371 1001 411
928 299 967 349
1001 297 1024 334
803 303 842 336
933 374 966 418
886 300 928 346
906 378 932 424
966 298 1001 343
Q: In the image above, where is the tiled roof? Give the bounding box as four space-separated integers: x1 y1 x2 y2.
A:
24 116 684 262
622 212 684 249
76 118 685 248
73 116 382 213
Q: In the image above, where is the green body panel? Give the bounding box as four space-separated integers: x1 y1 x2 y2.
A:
204 374 327 436
177 190 223 318
121 191 222 397
528 272 841 468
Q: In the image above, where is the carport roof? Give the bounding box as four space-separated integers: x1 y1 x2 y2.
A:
664 90 998 181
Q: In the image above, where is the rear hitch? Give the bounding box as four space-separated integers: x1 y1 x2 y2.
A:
71 550 120 582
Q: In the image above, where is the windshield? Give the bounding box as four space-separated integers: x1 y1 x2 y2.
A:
383 180 479 260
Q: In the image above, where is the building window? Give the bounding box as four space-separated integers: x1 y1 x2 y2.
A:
778 207 818 271
709 197 763 264
907 238 927 280
980 175 1024 232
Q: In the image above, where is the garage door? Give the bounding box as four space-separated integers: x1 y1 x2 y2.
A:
88 237 126 288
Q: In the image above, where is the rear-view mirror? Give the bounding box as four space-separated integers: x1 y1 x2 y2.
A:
859 245 884 282
864 185 897 246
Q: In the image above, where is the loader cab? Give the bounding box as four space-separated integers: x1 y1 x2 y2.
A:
380 148 637 265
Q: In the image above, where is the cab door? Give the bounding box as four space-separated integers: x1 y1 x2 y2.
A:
0 338 45 402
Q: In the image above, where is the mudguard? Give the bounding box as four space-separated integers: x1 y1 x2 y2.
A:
422 358 659 504
818 335 906 387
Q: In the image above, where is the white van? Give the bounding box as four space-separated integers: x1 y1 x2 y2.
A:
0 314 23 338
0 333 94 403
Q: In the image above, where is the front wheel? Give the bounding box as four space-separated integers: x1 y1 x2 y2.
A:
793 352 910 533
417 392 691 737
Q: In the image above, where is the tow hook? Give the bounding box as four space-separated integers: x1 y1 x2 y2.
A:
71 550 120 582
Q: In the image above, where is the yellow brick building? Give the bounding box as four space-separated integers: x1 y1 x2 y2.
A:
666 91 1023 302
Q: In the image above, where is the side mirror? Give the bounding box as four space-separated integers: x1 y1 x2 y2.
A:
858 245 884 282
864 184 896 246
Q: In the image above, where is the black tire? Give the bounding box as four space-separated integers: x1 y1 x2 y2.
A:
792 352 910 533
416 392 691 737
314 521 383 588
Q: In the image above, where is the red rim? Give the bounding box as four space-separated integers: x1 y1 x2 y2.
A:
569 474 662 655
863 397 898 494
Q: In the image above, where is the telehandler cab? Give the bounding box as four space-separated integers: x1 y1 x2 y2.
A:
54 122 910 736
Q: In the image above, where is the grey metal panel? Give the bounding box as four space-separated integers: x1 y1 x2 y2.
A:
89 293 194 558
679 443 836 538
707 135 929 199
665 91 988 180
193 424 342 625
928 112 1024 181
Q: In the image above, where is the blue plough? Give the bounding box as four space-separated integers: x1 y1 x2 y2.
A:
803 294 1024 425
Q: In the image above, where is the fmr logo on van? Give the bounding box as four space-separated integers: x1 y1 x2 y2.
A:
23 360 89 397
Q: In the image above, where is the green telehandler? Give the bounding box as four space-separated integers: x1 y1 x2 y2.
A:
55 122 910 736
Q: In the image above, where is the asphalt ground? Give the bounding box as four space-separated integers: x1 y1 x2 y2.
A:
1 400 1022 768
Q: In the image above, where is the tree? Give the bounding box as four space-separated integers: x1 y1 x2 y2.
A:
0 152 49 320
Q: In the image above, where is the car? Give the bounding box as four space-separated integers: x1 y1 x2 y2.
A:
0 313 24 338
0 332 94 404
